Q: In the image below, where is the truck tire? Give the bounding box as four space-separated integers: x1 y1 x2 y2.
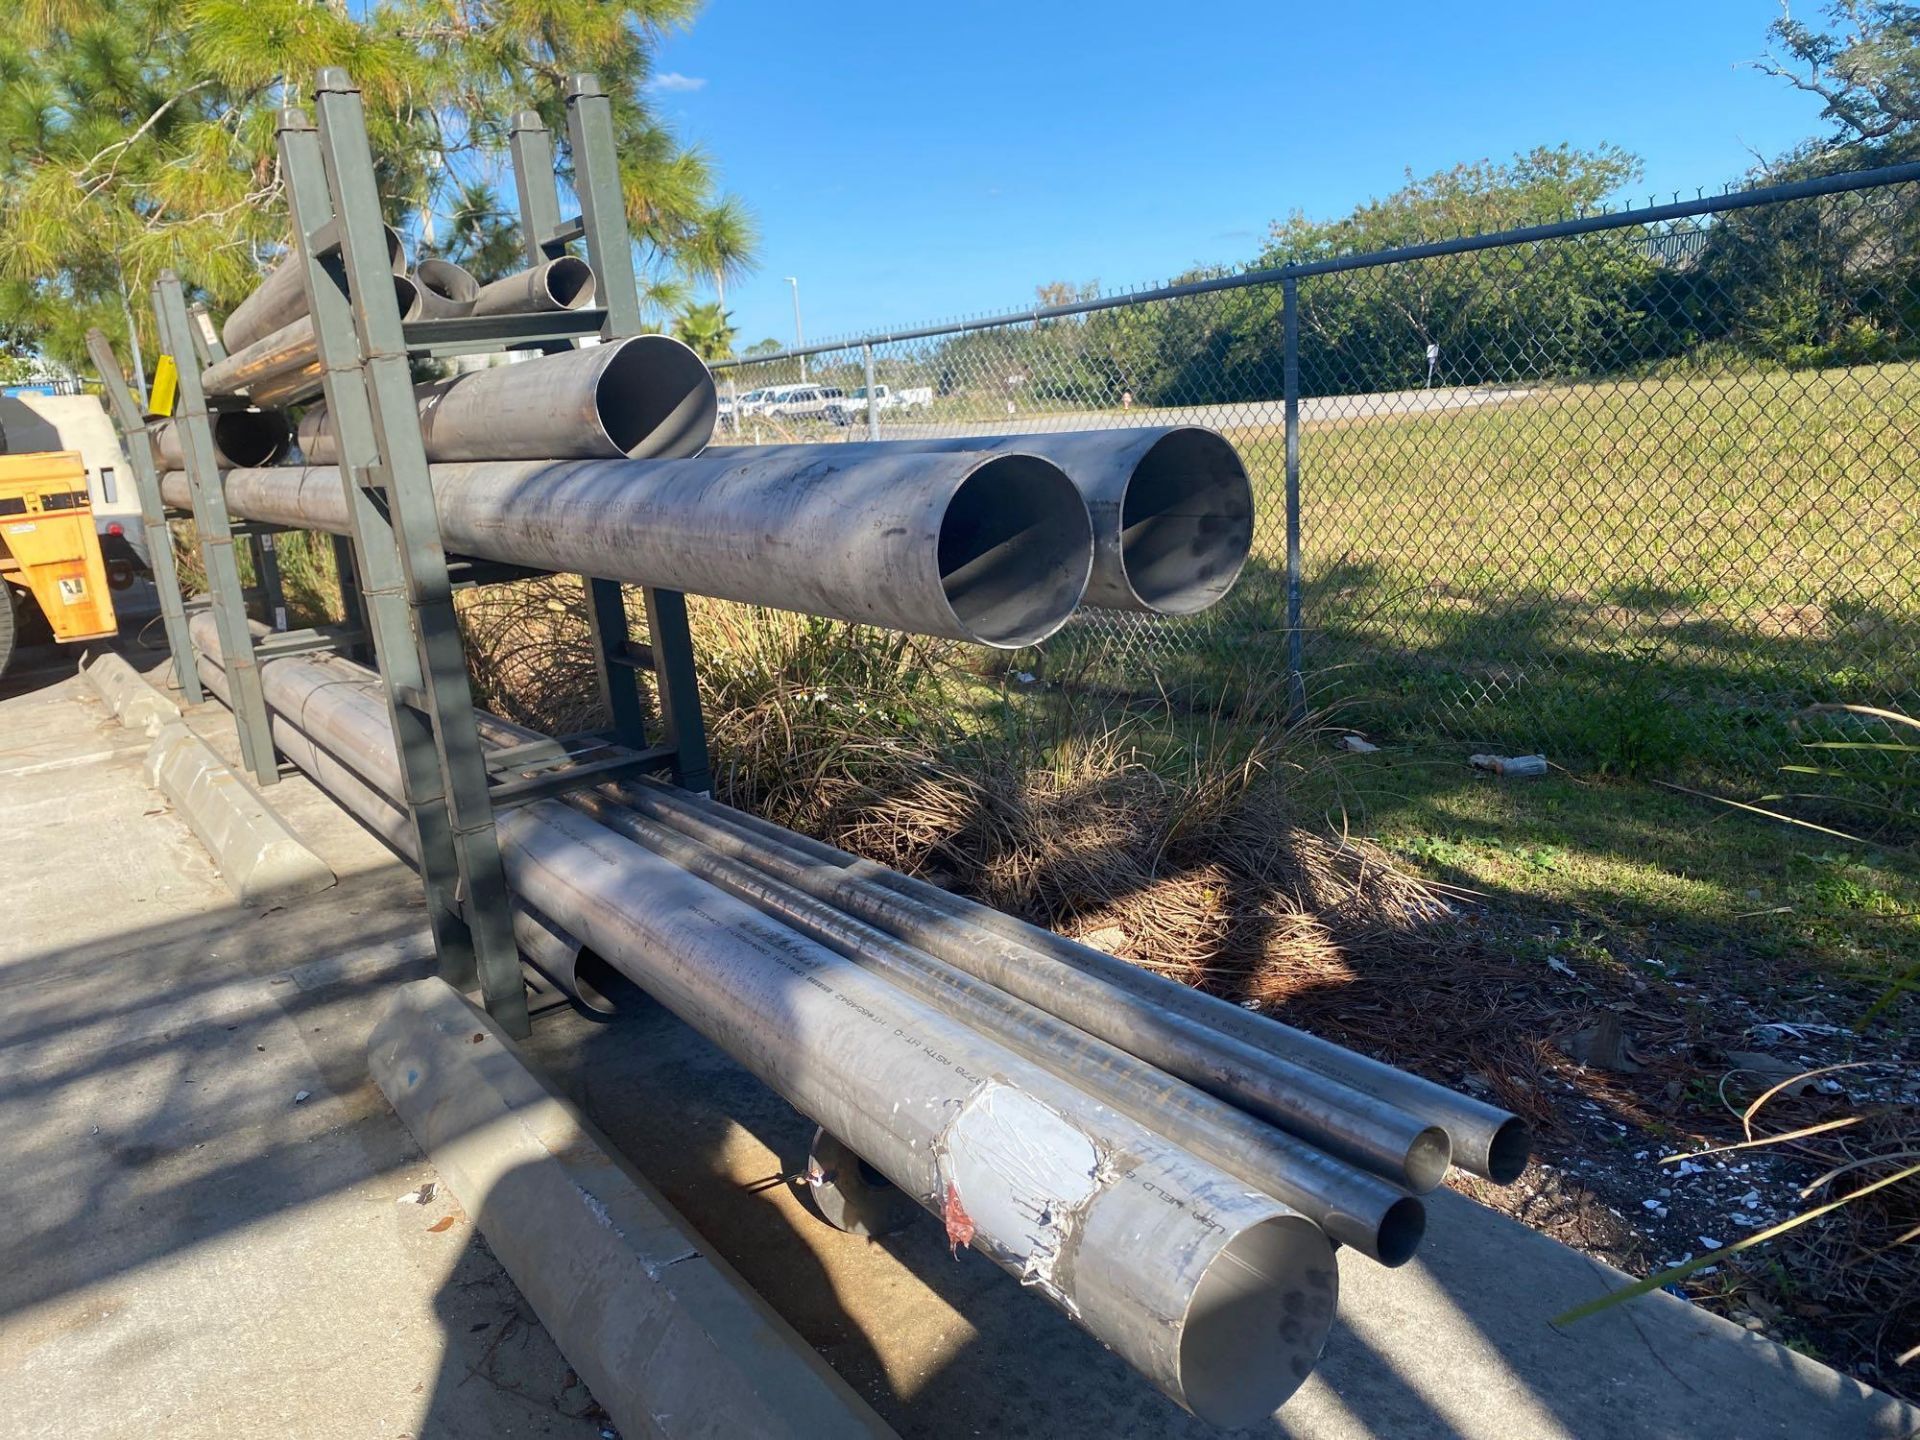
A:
0 582 17 680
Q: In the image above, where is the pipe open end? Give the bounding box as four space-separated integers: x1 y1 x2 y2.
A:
936 454 1093 648
567 947 623 1016
381 223 407 276
415 259 480 307
1481 1116 1533 1184
211 410 292 468
1178 1213 1339 1426
543 256 597 310
596 335 718 458
1405 1124 1454 1193
1117 427 1254 614
392 274 422 320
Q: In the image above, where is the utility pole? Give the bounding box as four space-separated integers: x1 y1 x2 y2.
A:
785 275 806 382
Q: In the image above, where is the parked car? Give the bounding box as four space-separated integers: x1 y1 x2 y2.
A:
828 384 935 425
760 384 845 422
719 386 771 421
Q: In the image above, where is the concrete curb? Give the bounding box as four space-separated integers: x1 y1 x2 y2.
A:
369 978 897 1440
144 723 335 904
84 651 182 736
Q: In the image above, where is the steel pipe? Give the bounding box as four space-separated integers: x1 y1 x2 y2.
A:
723 427 1254 615
222 223 406 354
191 619 1339 1424
150 409 292 470
469 256 597 317
202 275 423 406
162 446 1095 648
189 642 612 1012
643 785 1531 1182
296 335 717 464
568 787 1425 1262
412 258 480 319
605 781 1453 1192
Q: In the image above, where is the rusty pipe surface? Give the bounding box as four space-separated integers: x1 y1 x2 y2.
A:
161 445 1094 648
221 223 406 354
412 258 480 319
720 427 1254 615
469 256 596 317
202 275 423 407
296 335 716 464
641 784 1532 1183
190 617 1339 1425
149 410 292 470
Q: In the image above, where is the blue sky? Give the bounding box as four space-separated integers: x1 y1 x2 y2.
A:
647 2 1831 348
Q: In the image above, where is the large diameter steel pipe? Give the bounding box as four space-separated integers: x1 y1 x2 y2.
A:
723 427 1254 615
203 275 423 405
413 258 480 319
649 786 1532 1183
469 256 596 317
162 447 1095 647
150 410 292 470
610 780 1451 1194
222 223 406 354
569 788 1424 1263
296 335 717 464
191 624 1339 1425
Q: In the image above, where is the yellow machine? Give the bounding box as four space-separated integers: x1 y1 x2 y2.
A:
0 450 118 677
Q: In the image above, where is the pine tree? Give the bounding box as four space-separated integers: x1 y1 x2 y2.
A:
0 2 756 372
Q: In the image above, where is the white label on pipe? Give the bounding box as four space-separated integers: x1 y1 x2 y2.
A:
938 1082 1102 1304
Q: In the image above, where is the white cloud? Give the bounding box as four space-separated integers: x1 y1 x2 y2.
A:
649 72 707 93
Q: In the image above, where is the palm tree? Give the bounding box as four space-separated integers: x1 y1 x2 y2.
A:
680 195 759 304
673 300 737 360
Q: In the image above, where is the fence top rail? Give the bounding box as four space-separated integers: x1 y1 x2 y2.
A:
712 159 1920 369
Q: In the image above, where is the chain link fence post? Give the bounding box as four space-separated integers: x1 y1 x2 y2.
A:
1283 270 1306 721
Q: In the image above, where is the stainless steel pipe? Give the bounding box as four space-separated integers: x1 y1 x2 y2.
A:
412 259 480 318
469 256 596 317
150 409 292 470
607 780 1454 1192
296 336 717 464
222 223 406 354
568 788 1424 1263
191 620 1339 1424
643 785 1532 1182
723 427 1255 615
162 446 1095 647
189 640 612 1013
202 275 423 407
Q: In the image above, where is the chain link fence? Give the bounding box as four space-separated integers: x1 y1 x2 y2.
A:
711 164 1920 783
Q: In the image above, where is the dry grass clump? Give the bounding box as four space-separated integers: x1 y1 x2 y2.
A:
456 575 620 735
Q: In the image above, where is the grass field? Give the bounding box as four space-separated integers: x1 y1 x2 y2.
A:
1082 363 1920 780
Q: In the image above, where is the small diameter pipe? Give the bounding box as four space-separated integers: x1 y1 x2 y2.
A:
469 256 597 317
222 223 406 354
412 258 480 319
161 445 1095 648
190 647 612 1012
297 335 716 464
609 781 1451 1193
203 275 423 407
569 788 1424 1263
723 427 1255 615
191 619 1339 1425
650 786 1531 1183
150 410 292 470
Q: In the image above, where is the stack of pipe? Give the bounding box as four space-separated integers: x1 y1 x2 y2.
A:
170 239 1535 1421
188 614 1530 1425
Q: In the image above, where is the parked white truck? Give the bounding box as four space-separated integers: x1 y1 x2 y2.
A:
827 385 933 425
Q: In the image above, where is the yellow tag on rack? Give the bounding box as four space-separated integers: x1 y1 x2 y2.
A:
148 354 179 418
